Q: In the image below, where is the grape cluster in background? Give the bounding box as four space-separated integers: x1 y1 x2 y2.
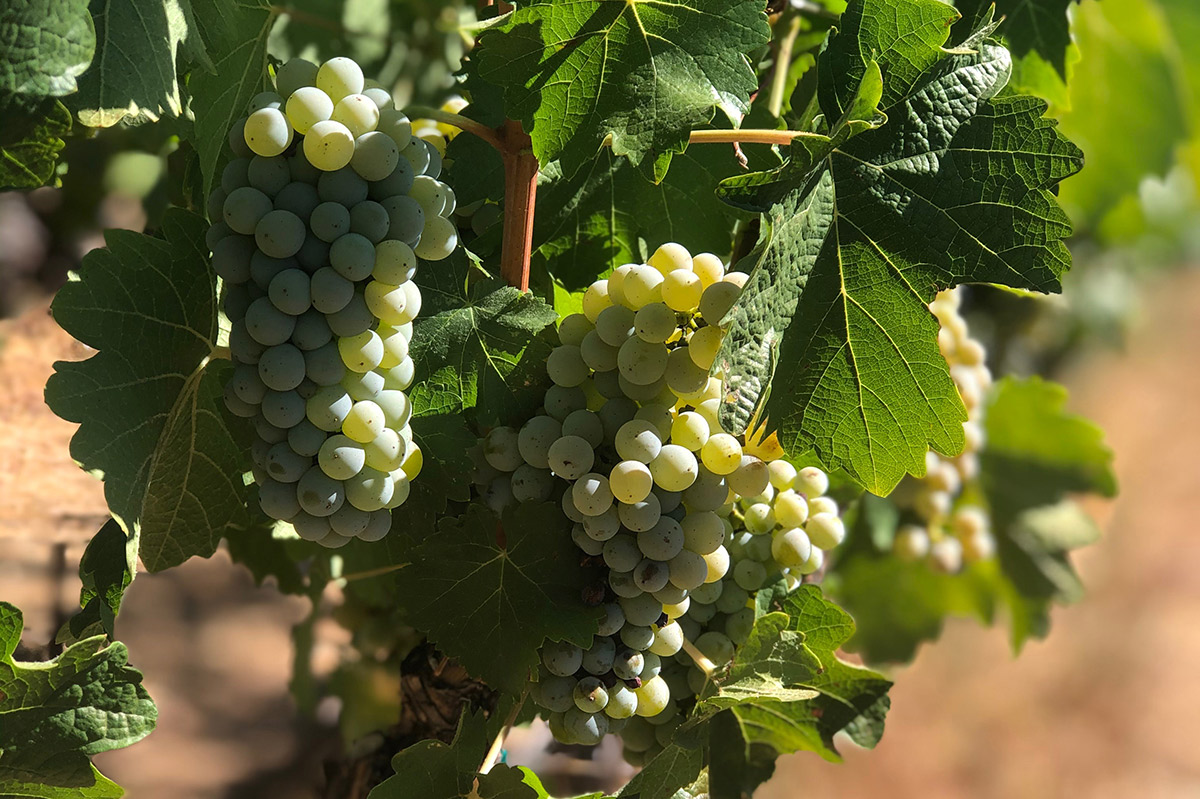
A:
890 289 996 572
208 56 458 548
470 242 849 751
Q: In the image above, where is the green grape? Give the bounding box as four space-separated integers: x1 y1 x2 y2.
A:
227 119 252 158
616 420 662 464
408 176 450 216
317 168 368 206
633 676 670 718
378 325 409 368
671 411 709 452
372 239 416 284
582 506 620 541
260 389 306 428
732 559 767 592
243 108 293 157
634 303 677 344
361 428 402 473
413 214 457 261
247 155 290 197
267 269 311 316
793 465 829 497
381 195 425 244
223 388 258 418
546 345 589 388
310 201 350 243
661 269 702 312
805 512 845 550
622 265 664 309
517 415 562 469
295 234 330 272
650 445 698 492
229 320 265 364
297 466 344 517
542 641 583 677
618 337 668 385
617 494 660 533
318 434 366 480
341 368 384 401
258 344 306 392
309 267 353 315
580 330 618 372
362 87 393 111
358 509 393 542
647 242 692 276
771 527 812 569
609 460 653 504
683 467 728 512
249 251 292 290
377 108 412 149
348 200 390 244
512 464 554 503
399 137 431 174
329 232 376 281
316 56 364 102
727 456 769 498
700 434 742 476
221 157 250 193
228 363 267 405
665 348 708 396
690 252 724 287
223 187 272 235
698 280 741 327
290 309 332 351
349 131 400 182
286 419 326 458
368 159 415 202
274 57 318 98
544 384 587 421
327 292 375 337
638 517 684 561
773 489 808 528
602 535 642 573
547 435 594 479
273 182 320 220
381 358 414 391
373 390 410 429
306 384 353 432
595 305 635 348
264 441 310 483
342 400 385 443
329 502 370 537
364 281 406 325
581 280 612 323
291 512 331 542
258 477 300 520
304 120 355 171
212 235 255 283
245 297 296 346
561 409 603 448
255 210 305 258
687 325 723 370
557 314 593 347
331 93 378 137
338 329 384 373
254 415 288 444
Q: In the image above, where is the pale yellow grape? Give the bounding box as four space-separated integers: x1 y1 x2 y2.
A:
365 427 404 471
304 120 355 170
414 214 458 261
893 524 930 561
691 252 725 287
362 86 394 111
808 495 838 516
376 389 412 429
383 358 415 391
609 460 653 503
675 375 720 406
648 242 692 276
338 329 384 373
384 473 411 509
700 433 741 475
773 489 809 528
743 502 775 534
607 263 634 307
400 442 423 480
698 280 741 327
768 459 798 489
649 444 698 491
681 511 723 554
244 108 293 157
793 465 829 496
378 326 410 368
634 302 676 344
665 347 708 396
377 108 413 150
695 397 721 430
275 57 319 99
332 94 379 137
701 546 731 583
648 622 684 656
316 56 364 102
687 325 723 369
806 512 845 550
622 265 664 309
723 271 749 289
582 280 612 322
671 411 709 452
285 86 333 134
618 337 668 385
793 544 824 575
343 400 385 443
633 676 670 717
727 455 770 497
661 269 702 312
930 537 963 573
660 598 690 622
415 127 447 157
365 281 407 324
372 240 416 284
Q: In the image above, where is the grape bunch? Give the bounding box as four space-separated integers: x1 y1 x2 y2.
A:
469 242 849 749
890 288 995 571
208 56 457 548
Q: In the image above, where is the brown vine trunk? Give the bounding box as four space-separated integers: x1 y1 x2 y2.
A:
499 120 537 292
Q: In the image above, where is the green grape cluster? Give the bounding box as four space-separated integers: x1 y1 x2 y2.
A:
209 56 457 548
469 242 849 749
890 289 995 572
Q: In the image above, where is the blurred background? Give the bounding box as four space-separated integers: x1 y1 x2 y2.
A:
3 0 1200 796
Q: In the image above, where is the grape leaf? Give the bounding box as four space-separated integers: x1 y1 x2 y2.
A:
954 0 1076 78
724 585 892 761
392 502 600 692
617 743 705 799
368 710 488 799
0 0 95 96
0 94 72 189
832 377 1115 662
58 520 137 644
707 710 776 799
45 209 253 572
477 765 549 799
188 0 275 198
716 3 1082 494
224 519 315 596
476 0 770 178
410 249 558 427
0 603 155 793
0 764 122 799
68 0 210 127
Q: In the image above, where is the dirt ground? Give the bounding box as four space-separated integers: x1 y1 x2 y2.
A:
2 270 1198 798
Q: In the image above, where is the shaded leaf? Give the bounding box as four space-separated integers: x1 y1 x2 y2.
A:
617 743 705 799
368 710 487 799
955 0 1076 78
0 95 72 189
477 765 549 799
0 0 95 96
0 764 122 798
59 520 137 644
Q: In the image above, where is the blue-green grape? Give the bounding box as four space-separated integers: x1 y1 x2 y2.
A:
310 201 350 242
318 167 369 206
287 419 326 457
223 283 251 323
309 267 354 315
257 344 306 391
292 512 331 542
250 252 293 291
289 150 321 183
260 389 306 428
368 156 414 200
543 384 587 422
349 200 389 243
572 523 605 556
619 624 655 652
597 603 625 637
582 507 620 542
274 57 318 99
536 675 578 713
229 363 267 405
297 466 344 517
376 108 412 150
267 269 311 315
223 187 272 235
223 388 258 418
358 509 392 542
423 141 443 178
329 502 370 537
399 137 430 174
372 239 416 284
295 235 330 272
265 441 310 483
254 415 287 444
330 232 376 281
617 494 661 533
562 409 604 448
227 119 252 158
608 570 642 599
258 477 300 520
326 292 374 338
249 91 283 112
304 341 347 386
517 415 562 469
230 320 266 364
290 309 332 351
381 195 424 244
351 131 400 181
510 464 554 503
221 158 250 193
247 155 290 196
603 535 642 573
581 637 616 676
255 210 305 258
245 297 296 346
273 182 320 220
408 176 450 216
633 559 670 593
620 592 664 627
542 641 583 677
306 384 353 431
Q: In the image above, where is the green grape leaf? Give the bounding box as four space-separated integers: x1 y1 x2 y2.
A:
188 0 275 198
411 249 558 427
0 764 122 799
535 145 742 290
707 710 776 799
476 0 770 177
224 519 315 596
392 502 600 692
67 0 210 127
0 95 72 190
716 5 1082 494
617 743 705 799
45 209 252 572
725 585 892 761
477 765 549 799
0 0 95 96
59 520 137 644
0 603 156 792
954 0 1076 78
368 710 488 799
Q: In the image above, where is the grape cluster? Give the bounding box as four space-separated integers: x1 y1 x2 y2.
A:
208 56 456 547
469 243 849 749
890 288 995 572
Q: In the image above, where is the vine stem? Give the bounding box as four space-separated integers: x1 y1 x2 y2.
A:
337 562 407 583
402 106 505 152
478 687 527 776
682 637 717 677
769 15 803 118
210 345 230 361
499 120 537 292
688 128 824 146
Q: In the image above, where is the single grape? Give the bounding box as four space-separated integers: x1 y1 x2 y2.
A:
258 343 306 392
248 155 291 197
381 195 425 244
649 445 698 492
348 200 390 244
542 641 583 677
700 434 742 476
561 409 604 448
306 384 353 432
609 570 642 599
227 119 252 158
638 516 684 561
547 435 595 479
223 186 272 235
310 201 350 242
243 108 293 157
517 415 563 469
342 400 385 443
671 411 710 452
634 302 677 344
273 182 320 221
399 137 431 175
609 460 653 504
331 93 379 137
377 108 412 150
805 512 845 550
221 157 250 193
632 559 670 593
633 676 670 718
603 535 643 573
274 57 318 98
546 345 589 388
316 56 365 102
413 214 457 261
483 426 523 472
698 280 741 327
245 297 296 346
511 464 555 503
329 232 376 281
617 493 661 533
344 466 394 511
255 210 306 259
615 420 662 464
558 314 593 347
297 465 345 517
573 472 614 517
372 240 416 285
212 235 256 283
793 466 830 497
581 637 616 676
537 675 578 713
727 456 770 498
581 280 612 323
304 119 355 171
375 389 411 428
258 477 301 520
327 292 375 337
681 512 724 554
377 325 409 368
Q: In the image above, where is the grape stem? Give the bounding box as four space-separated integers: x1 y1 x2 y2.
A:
478 686 527 776
209 345 231 361
402 106 505 152
337 562 408 583
682 637 717 677
688 128 825 146
768 15 803 118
